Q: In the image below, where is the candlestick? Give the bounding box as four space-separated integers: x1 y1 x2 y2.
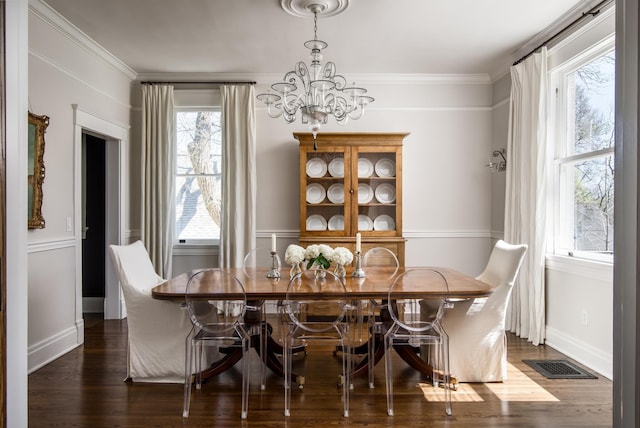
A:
352 250 365 278
356 233 361 252
266 251 281 278
271 233 277 252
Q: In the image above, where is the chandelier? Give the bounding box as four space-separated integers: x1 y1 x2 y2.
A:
257 2 374 150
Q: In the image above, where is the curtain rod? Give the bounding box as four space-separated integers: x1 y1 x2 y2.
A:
140 81 256 85
513 0 613 66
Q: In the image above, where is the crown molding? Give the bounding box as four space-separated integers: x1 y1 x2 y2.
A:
29 0 137 80
135 72 492 86
29 49 133 110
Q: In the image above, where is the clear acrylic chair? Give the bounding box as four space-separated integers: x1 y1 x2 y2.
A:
242 247 278 390
384 268 452 416
363 247 399 388
282 269 352 417
182 269 251 419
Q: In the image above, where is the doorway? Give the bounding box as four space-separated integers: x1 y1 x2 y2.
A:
81 133 106 316
73 106 127 322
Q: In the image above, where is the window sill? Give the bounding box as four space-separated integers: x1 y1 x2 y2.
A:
545 254 613 282
173 244 219 256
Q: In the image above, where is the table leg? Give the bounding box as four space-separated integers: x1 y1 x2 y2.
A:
348 306 437 381
198 348 244 379
350 333 385 378
252 322 304 386
392 343 434 379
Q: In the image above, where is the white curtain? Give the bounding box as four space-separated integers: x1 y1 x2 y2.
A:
504 47 549 346
141 84 175 278
219 85 256 268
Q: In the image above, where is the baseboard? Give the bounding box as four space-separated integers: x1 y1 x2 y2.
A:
28 323 83 374
83 297 105 313
545 326 612 380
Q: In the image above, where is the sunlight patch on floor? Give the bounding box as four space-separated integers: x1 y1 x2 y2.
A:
419 382 484 402
485 363 559 402
420 363 559 402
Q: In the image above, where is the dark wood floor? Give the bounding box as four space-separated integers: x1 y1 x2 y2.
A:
28 314 612 427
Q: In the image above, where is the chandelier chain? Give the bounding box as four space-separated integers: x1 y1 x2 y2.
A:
313 11 318 40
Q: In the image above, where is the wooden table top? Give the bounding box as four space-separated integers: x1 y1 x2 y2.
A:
151 267 493 301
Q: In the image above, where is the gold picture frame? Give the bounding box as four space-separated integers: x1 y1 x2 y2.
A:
28 111 48 229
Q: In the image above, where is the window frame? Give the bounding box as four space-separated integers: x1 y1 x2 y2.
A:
173 106 222 248
549 39 615 264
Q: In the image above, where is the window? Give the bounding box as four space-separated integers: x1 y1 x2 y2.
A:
174 109 222 245
552 47 615 262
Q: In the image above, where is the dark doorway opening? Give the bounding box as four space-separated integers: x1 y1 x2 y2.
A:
82 133 106 316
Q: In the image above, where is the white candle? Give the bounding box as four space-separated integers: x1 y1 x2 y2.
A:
356 233 361 252
271 233 277 252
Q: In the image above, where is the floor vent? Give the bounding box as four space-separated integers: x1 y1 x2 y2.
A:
523 359 597 379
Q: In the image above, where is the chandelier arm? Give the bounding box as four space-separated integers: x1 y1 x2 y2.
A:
322 92 335 111
294 63 311 91
321 62 337 80
282 93 305 116
335 94 355 116
348 107 366 120
332 73 347 90
275 71 306 116
331 97 350 122
282 109 297 123
266 104 283 118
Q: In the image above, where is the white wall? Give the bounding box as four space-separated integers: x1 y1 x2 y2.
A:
546 257 613 378
490 73 510 240
26 1 133 371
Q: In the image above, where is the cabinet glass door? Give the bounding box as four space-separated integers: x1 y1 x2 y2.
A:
355 149 398 235
301 147 349 235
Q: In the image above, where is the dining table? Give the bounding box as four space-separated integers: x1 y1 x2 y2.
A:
151 266 493 385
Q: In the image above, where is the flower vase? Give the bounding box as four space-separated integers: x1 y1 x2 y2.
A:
314 265 327 279
334 264 346 278
289 262 302 278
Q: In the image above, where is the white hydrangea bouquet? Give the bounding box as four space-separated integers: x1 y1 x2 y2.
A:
285 243 355 278
284 244 353 278
304 244 334 270
305 244 334 279
330 246 354 277
284 244 306 278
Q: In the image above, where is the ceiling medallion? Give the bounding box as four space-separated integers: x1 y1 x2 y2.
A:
280 0 350 18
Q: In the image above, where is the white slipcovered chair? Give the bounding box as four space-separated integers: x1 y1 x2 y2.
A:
109 240 193 383
422 240 527 383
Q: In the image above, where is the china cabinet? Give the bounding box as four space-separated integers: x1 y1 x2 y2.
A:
296 132 408 266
